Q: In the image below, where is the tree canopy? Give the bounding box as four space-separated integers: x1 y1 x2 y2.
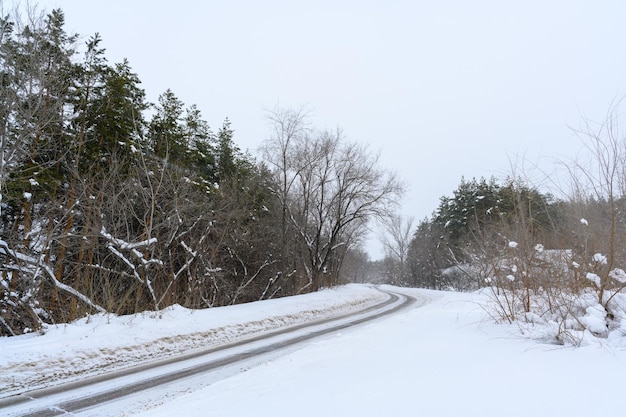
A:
0 8 399 336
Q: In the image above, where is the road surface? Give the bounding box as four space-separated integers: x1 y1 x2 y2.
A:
1 287 423 416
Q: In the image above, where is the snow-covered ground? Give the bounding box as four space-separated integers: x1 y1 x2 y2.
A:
2 285 626 416
0 285 387 398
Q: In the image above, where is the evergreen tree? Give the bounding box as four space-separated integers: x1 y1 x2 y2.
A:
432 177 502 261
72 34 147 176
217 118 237 181
183 104 216 183
148 90 224 185
409 176 561 290
149 89 186 161
2 8 78 206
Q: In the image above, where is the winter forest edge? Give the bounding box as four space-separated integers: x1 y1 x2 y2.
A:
3 7 626 346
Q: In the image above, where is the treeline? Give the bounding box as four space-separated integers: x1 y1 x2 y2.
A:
378 173 626 294
377 109 626 340
405 177 564 290
373 111 626 295
0 9 402 336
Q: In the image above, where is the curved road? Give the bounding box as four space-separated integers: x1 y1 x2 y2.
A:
1 287 422 417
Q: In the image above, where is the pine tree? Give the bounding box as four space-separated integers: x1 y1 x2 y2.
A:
73 34 147 176
183 104 216 183
149 89 186 161
216 118 237 181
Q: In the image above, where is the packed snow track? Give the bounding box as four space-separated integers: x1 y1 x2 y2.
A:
0 287 423 417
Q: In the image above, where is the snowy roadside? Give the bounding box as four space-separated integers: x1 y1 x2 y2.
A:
125 287 626 417
0 284 387 398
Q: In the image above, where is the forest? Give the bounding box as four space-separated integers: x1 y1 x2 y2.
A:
3 7 626 344
375 129 626 342
0 8 402 336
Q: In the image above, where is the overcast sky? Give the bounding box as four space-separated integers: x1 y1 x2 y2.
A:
39 1 626 256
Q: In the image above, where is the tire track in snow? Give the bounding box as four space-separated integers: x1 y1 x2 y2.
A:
1 287 423 417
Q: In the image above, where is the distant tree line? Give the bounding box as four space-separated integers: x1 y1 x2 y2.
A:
410 107 626 343
404 176 563 290
375 101 626 341
0 8 402 336
376 173 626 292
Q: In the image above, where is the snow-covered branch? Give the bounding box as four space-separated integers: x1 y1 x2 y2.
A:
99 227 161 308
0 239 106 314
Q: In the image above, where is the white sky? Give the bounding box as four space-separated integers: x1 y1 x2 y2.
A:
25 1 626 254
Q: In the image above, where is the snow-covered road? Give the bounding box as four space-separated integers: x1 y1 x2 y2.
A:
1 286 422 416
3 285 626 417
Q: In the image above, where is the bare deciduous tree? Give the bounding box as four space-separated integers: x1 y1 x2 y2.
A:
263 108 403 292
379 214 415 285
262 107 310 293
567 101 626 306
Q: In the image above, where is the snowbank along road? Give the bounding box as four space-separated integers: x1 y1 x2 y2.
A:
0 287 425 416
